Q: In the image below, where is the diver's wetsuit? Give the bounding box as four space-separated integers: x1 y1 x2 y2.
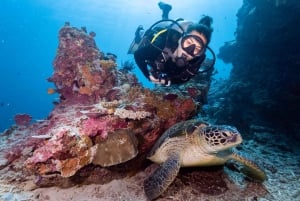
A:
134 28 206 84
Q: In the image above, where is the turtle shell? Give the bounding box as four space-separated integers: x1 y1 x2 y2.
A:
148 119 209 157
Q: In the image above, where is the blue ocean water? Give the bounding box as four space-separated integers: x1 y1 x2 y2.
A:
0 0 242 132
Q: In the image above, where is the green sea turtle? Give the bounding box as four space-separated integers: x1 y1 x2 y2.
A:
144 119 266 200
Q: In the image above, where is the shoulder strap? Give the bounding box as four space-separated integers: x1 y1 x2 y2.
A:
151 29 168 43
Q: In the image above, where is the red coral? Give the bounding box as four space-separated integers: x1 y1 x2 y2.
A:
80 118 109 138
49 25 117 104
5 149 22 164
179 98 197 119
111 119 128 129
26 132 65 164
187 87 200 98
14 113 32 126
163 93 178 101
106 88 121 101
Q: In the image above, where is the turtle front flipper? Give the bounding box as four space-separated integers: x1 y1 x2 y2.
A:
230 152 267 182
144 153 181 200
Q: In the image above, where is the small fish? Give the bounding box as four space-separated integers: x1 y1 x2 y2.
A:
31 134 52 139
47 88 56 94
52 101 60 105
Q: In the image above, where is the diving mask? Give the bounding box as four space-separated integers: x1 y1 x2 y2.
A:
181 34 206 57
171 34 206 66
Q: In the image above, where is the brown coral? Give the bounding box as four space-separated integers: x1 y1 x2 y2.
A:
57 148 93 177
99 60 117 70
92 129 138 167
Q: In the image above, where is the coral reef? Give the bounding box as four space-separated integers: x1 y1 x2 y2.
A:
48 24 117 104
1 2 300 200
0 23 202 188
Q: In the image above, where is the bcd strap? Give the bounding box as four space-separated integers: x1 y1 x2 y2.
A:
151 29 168 43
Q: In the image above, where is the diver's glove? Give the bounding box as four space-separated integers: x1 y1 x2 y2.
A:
149 74 171 86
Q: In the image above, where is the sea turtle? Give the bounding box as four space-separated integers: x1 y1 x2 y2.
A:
144 119 266 200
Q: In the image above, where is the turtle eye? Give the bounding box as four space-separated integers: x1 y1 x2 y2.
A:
228 134 237 143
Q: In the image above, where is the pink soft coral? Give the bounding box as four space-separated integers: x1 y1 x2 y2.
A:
14 113 32 126
80 118 109 138
26 131 66 164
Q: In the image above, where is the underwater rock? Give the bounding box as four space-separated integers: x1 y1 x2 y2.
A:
214 0 300 136
92 129 138 167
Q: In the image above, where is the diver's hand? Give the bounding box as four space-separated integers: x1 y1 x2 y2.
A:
149 75 171 86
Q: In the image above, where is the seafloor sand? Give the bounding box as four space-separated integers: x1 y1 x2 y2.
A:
0 125 299 201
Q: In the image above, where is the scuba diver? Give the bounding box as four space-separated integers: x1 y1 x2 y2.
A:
128 1 215 86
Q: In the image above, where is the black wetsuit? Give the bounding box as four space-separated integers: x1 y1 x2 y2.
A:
134 28 206 84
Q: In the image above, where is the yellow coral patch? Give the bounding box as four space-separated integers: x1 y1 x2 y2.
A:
79 86 92 96
78 64 100 96
99 60 117 70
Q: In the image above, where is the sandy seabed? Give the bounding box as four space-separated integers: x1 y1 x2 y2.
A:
0 128 299 201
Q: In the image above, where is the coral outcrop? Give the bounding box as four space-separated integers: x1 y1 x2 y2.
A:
0 23 208 187
48 24 118 103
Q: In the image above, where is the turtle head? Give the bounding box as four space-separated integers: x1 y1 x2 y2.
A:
200 125 242 153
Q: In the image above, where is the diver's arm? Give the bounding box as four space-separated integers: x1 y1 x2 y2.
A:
134 45 161 80
168 55 206 84
134 47 151 79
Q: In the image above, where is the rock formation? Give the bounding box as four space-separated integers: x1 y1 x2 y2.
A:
210 0 300 139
